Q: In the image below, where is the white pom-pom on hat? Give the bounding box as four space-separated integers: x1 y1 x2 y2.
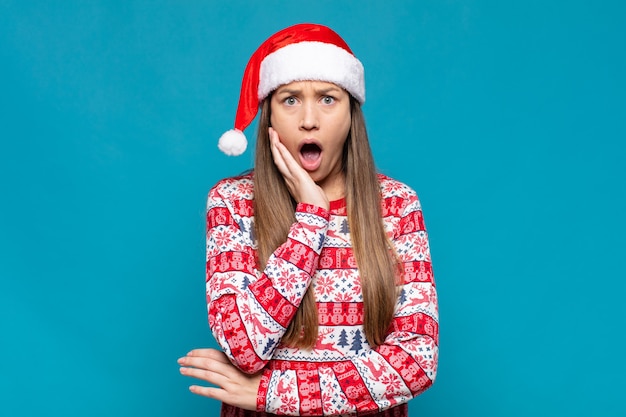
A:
218 23 365 156
218 129 247 156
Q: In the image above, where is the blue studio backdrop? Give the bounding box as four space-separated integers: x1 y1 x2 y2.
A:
1 1 625 416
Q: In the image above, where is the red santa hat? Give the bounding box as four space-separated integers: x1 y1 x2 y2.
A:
218 23 365 156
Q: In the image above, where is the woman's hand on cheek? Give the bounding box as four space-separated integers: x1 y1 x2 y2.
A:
269 127 329 210
178 348 261 412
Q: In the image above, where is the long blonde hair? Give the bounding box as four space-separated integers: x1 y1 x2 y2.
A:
253 95 400 348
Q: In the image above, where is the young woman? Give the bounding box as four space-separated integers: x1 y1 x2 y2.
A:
178 24 438 416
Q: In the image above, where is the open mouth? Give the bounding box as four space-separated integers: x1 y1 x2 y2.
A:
298 142 323 171
300 143 322 162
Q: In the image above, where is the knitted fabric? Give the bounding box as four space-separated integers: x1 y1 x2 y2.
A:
206 173 438 416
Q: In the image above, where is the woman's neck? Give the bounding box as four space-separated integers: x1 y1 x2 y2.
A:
319 173 346 201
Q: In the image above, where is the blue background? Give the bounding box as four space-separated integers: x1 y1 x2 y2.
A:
1 1 624 416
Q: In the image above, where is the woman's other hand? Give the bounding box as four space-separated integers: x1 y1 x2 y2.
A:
178 348 261 411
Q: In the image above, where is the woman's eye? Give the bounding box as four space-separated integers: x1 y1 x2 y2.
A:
322 96 335 105
284 97 297 106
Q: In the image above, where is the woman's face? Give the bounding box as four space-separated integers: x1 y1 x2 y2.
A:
270 80 351 197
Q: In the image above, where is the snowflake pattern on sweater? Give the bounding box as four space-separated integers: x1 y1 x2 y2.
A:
206 173 438 416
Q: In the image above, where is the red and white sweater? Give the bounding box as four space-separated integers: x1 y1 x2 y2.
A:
206 173 438 416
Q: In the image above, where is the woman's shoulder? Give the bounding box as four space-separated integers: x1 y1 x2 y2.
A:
209 172 255 202
377 173 418 200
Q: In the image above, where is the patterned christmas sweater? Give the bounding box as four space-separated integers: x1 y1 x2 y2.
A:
206 173 438 416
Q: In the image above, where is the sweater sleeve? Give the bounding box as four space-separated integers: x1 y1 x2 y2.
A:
206 181 330 374
259 190 438 416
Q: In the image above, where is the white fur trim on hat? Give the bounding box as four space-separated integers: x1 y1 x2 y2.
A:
218 129 247 156
258 41 365 103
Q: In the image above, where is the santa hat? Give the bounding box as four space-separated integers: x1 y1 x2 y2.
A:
218 23 365 156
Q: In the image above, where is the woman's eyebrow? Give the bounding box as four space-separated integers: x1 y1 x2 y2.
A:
316 86 342 95
275 88 301 96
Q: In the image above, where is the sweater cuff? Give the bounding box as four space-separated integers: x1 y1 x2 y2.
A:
257 367 271 412
295 202 331 221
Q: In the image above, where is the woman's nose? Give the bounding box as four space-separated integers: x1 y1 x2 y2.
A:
299 102 319 130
